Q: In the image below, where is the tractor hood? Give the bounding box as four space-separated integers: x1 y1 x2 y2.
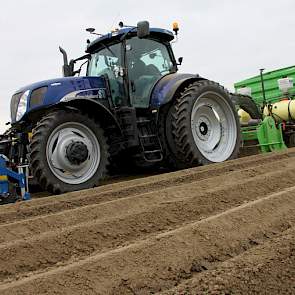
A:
10 76 107 123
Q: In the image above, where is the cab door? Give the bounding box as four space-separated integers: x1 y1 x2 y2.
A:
126 37 174 108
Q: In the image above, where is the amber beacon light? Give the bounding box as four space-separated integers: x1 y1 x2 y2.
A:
172 22 179 35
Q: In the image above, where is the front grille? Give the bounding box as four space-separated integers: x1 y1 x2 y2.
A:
30 87 47 108
10 92 23 122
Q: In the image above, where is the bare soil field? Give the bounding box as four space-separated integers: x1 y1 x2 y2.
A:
0 149 295 294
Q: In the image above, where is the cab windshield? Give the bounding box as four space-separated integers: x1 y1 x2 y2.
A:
88 43 123 105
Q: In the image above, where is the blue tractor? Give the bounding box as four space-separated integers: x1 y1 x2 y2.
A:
0 21 240 195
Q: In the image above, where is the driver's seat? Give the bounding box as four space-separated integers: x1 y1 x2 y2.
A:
129 60 147 81
145 64 160 76
129 60 160 107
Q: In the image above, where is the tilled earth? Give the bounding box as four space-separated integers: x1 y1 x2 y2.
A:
0 149 295 294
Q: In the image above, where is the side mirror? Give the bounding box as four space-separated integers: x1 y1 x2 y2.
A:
137 21 150 39
177 57 183 65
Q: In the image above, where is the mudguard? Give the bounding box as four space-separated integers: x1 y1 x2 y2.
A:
58 97 122 131
150 73 205 108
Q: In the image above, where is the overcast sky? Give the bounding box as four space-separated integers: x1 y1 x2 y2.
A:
1 0 295 132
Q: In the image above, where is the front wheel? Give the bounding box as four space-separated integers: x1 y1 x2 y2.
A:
170 80 240 165
29 110 110 194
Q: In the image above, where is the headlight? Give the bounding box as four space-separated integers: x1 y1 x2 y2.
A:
16 90 30 121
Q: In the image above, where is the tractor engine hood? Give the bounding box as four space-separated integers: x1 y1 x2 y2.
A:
10 76 107 124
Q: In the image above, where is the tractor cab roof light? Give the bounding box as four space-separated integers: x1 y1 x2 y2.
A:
173 22 179 35
171 22 179 44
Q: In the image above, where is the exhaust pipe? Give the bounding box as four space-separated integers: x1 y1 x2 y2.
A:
59 46 73 77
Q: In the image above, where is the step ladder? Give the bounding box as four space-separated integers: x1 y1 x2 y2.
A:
137 119 163 163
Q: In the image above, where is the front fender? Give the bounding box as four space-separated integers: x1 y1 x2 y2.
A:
150 73 205 108
57 98 122 133
23 97 122 138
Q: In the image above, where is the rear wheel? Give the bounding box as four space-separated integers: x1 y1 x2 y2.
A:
170 80 240 165
29 110 110 194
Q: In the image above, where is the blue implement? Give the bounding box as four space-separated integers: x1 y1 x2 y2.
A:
0 155 31 204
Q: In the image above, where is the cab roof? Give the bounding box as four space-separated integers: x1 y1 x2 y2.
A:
86 27 175 53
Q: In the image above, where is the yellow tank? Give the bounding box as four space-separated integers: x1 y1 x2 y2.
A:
263 100 295 122
238 109 251 124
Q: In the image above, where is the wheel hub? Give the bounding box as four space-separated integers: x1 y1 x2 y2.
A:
66 141 89 165
199 121 209 136
195 116 212 142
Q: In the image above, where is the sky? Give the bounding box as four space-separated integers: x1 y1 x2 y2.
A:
1 0 295 132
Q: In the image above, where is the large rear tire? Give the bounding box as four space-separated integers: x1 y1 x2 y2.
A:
158 105 188 170
170 80 240 165
29 110 110 194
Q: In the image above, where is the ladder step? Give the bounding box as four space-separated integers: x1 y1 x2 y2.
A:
144 150 162 154
139 134 157 139
137 120 151 124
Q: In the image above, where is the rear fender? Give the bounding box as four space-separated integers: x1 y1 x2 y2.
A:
150 73 206 108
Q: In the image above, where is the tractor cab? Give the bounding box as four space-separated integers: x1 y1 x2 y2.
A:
86 24 177 109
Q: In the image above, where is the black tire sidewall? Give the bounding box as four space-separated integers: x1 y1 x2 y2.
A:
165 106 191 169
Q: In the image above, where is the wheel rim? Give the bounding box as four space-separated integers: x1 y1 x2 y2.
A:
46 122 101 185
190 91 238 162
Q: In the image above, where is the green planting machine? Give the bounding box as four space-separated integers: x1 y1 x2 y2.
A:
233 66 295 152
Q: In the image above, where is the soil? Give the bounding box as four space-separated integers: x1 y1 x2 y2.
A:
0 149 294 294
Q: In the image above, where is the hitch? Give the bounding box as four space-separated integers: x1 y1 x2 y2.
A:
0 155 31 204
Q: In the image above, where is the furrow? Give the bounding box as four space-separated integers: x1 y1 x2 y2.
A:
159 227 295 295
0 157 292 245
0 180 294 293
0 149 293 225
